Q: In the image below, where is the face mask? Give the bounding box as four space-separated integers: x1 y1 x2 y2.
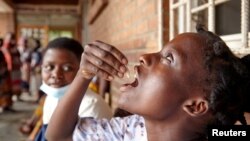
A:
40 82 70 99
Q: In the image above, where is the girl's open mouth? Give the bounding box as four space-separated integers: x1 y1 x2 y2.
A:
120 78 138 92
120 66 139 92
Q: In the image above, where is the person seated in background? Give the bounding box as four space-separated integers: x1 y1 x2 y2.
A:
46 25 250 141
34 37 112 141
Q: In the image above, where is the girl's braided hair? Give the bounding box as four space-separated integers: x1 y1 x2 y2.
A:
196 24 250 125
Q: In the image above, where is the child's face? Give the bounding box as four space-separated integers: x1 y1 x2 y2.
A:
118 33 207 119
42 48 80 88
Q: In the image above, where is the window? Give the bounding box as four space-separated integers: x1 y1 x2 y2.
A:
18 25 48 47
169 0 250 56
48 30 73 41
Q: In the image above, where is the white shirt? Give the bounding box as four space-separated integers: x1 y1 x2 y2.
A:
43 89 113 124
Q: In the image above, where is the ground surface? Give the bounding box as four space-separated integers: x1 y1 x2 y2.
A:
0 94 37 141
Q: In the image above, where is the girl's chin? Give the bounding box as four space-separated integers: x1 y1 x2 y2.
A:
117 95 130 108
119 78 139 92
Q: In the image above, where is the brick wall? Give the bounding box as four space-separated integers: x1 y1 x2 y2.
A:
84 0 169 111
0 12 15 38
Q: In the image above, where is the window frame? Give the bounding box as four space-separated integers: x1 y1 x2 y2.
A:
169 0 250 56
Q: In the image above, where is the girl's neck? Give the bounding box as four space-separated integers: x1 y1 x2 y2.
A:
144 118 207 141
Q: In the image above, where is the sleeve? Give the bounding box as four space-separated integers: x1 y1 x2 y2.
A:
73 117 126 141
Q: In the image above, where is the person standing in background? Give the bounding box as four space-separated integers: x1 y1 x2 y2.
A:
1 32 22 109
31 39 44 103
18 36 32 98
0 39 13 112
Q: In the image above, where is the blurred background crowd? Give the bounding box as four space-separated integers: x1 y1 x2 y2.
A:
0 32 44 111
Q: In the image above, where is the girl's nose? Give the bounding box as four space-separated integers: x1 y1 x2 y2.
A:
51 67 63 79
139 54 148 66
139 53 158 67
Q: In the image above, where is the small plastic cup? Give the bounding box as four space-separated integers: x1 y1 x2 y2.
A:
116 66 136 84
124 65 136 83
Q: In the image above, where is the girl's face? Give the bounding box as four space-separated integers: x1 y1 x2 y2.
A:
42 48 80 88
118 33 207 119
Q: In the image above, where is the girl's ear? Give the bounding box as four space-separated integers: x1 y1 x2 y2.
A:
182 97 209 117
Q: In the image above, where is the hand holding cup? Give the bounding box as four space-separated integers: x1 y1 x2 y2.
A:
79 40 128 81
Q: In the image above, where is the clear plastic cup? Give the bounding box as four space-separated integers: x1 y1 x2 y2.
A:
123 65 136 83
117 65 136 84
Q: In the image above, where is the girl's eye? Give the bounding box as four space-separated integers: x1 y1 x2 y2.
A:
42 64 74 72
161 53 173 64
62 65 73 72
165 53 173 61
43 64 54 71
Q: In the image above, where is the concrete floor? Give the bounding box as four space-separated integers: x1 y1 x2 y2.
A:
0 95 38 141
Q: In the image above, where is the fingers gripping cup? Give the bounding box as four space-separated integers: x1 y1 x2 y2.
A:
119 64 139 92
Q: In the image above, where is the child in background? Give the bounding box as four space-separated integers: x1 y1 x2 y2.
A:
34 37 112 141
46 25 250 141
